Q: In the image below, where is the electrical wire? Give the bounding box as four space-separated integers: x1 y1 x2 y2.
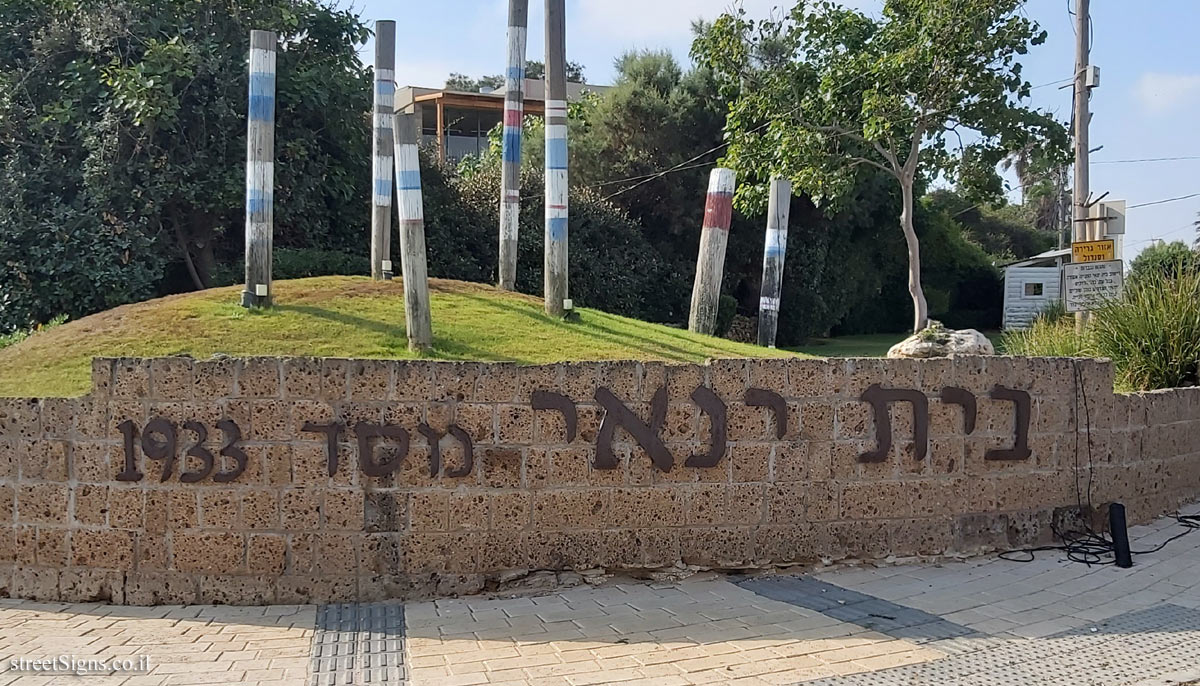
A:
999 359 1200 565
1127 193 1200 209
1094 156 1200 165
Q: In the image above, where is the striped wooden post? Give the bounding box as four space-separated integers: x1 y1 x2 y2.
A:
497 0 528 291
371 20 397 280
242 30 277 308
757 177 792 348
393 113 434 352
543 0 569 318
687 168 737 335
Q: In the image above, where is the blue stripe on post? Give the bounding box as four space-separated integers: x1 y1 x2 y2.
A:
502 130 523 163
248 94 274 122
765 245 785 257
546 137 568 170
374 179 392 198
250 72 275 93
507 66 526 81
395 170 422 190
246 189 272 221
548 217 568 242
375 81 396 96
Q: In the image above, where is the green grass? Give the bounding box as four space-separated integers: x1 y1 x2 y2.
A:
0 276 796 398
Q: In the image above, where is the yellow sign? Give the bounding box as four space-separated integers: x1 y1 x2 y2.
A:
1072 239 1115 263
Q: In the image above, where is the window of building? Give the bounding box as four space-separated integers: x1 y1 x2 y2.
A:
1024 282 1044 297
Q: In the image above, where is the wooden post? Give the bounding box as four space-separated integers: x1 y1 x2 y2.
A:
393 113 434 352
757 177 791 348
543 0 569 318
688 168 737 335
436 100 446 163
371 21 396 281
242 30 276 309
498 0 529 291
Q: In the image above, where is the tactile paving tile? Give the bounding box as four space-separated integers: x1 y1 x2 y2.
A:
791 604 1200 685
737 575 981 645
310 603 406 685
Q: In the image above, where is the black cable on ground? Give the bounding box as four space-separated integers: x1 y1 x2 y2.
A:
998 360 1200 566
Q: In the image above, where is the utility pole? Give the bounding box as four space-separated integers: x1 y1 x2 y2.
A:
242 30 276 309
498 0 528 291
371 20 396 281
543 0 569 318
757 178 791 348
1072 0 1090 330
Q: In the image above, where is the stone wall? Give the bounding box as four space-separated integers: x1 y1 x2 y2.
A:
0 356 1197 605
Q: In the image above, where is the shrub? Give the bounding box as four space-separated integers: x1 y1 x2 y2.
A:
1001 315 1089 358
0 200 164 334
1127 240 1199 287
0 314 68 351
1090 264 1200 391
210 249 369 287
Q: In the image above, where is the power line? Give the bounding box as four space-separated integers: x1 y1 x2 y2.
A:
1094 155 1200 165
1128 193 1200 210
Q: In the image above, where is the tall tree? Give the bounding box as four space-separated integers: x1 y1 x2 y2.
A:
0 0 369 331
693 0 1068 332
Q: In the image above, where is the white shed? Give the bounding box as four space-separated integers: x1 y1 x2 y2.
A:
1001 248 1069 331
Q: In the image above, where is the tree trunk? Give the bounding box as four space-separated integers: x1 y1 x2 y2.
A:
899 175 929 332
173 222 205 292
194 233 215 289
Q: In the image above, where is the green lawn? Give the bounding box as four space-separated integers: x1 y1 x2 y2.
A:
789 331 1006 358
0 276 796 398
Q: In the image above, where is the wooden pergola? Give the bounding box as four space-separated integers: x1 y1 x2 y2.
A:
413 91 548 162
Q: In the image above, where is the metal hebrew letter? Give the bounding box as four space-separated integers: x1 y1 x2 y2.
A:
356 423 410 477
594 386 673 472
859 384 929 463
686 386 728 468
301 422 344 476
939 386 978 434
744 388 787 439
418 423 475 478
531 390 578 442
985 385 1032 461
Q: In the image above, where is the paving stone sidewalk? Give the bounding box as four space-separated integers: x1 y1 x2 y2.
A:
1 505 1199 685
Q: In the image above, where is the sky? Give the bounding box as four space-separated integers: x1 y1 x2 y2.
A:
349 0 1200 260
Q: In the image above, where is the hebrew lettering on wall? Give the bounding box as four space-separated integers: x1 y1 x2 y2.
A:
113 382 1034 483
856 384 1033 465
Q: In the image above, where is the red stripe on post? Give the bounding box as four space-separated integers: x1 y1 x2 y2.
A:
703 191 734 231
503 107 523 127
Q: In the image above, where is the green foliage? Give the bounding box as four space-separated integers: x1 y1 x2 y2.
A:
1037 299 1068 325
0 192 163 331
0 314 67 352
925 190 1055 261
715 295 739 338
0 0 371 332
1001 316 1088 359
441 147 675 322
447 60 586 91
692 0 1068 331
1091 265 1200 391
693 0 1068 212
1128 241 1200 287
210 249 370 287
1003 265 1200 391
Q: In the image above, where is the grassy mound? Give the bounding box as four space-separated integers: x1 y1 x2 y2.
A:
0 276 794 397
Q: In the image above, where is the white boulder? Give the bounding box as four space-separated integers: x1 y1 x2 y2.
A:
887 324 995 359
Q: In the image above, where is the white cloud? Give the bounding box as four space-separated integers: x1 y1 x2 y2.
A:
575 0 796 42
1134 72 1200 115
